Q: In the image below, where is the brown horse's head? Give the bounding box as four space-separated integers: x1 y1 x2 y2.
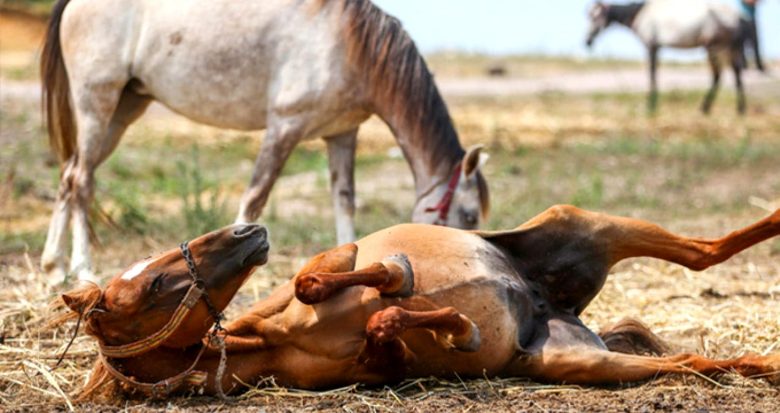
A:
61 224 269 349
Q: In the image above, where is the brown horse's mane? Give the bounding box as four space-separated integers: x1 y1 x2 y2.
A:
332 0 465 177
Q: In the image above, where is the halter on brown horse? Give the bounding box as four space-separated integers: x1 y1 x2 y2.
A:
60 205 780 400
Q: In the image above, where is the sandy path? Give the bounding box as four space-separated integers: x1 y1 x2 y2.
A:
437 67 777 96
3 68 778 111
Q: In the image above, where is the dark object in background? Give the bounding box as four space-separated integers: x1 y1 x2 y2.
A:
486 63 507 77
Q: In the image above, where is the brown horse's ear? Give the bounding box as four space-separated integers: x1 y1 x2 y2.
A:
462 144 488 179
61 282 103 315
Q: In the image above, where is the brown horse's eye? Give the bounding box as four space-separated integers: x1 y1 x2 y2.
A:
151 274 165 294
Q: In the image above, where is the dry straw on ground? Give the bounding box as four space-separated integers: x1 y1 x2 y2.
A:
2 212 779 412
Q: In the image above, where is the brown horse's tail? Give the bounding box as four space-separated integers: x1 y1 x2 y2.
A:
599 318 671 356
41 0 76 164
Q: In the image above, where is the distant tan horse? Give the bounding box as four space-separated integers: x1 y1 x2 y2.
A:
40 0 489 284
60 205 780 399
586 0 759 113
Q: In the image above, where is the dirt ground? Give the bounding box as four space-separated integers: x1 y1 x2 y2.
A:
2 7 780 413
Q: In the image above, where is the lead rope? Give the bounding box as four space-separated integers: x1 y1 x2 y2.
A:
180 242 228 399
180 242 225 333
210 334 227 399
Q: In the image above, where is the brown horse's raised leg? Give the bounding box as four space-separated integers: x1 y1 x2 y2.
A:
365 306 480 353
488 205 779 313
520 348 780 385
515 204 780 272
294 247 414 305
604 208 780 270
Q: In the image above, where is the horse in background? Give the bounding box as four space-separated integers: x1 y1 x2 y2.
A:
586 0 762 114
40 0 490 285
740 0 765 72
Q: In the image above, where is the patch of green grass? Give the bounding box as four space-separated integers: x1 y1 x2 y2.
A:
174 146 231 239
568 134 770 166
101 184 148 235
3 0 56 15
0 230 46 255
570 173 604 209
265 202 335 255
0 65 38 81
282 148 328 176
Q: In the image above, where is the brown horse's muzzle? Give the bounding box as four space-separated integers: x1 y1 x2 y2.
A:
230 224 270 267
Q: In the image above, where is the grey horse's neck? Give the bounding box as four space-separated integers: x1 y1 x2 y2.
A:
338 0 465 195
383 91 465 196
607 2 645 27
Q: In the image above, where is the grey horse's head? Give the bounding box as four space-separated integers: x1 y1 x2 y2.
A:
586 2 609 48
412 145 490 230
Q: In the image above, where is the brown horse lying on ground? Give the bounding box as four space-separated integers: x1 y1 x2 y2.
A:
60 205 780 400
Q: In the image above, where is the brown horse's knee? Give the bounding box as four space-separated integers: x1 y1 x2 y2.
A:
294 274 332 305
294 253 413 305
366 306 408 344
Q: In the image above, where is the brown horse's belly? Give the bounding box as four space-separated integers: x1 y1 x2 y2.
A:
353 224 537 377
264 224 538 387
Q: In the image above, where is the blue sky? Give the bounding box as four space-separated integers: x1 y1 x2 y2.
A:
373 0 780 61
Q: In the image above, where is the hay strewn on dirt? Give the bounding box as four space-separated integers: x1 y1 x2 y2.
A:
1 243 780 412
2 7 780 412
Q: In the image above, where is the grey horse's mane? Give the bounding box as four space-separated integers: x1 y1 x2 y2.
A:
334 0 466 173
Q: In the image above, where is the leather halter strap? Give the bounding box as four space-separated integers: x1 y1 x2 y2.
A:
424 163 462 225
97 241 225 397
100 344 208 398
99 282 204 358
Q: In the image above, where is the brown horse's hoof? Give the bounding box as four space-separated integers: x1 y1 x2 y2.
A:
379 254 414 297
449 317 481 353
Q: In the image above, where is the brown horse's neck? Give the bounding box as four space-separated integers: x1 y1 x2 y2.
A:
339 0 465 195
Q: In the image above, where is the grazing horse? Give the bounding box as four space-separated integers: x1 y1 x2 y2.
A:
60 205 780 400
586 0 757 114
39 0 489 284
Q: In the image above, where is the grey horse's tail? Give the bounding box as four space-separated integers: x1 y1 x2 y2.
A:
41 0 76 164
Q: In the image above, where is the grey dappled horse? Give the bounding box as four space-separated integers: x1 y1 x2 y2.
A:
40 0 490 284
586 0 761 114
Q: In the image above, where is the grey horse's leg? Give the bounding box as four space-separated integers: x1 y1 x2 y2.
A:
748 19 765 72
647 45 660 114
41 159 75 282
732 55 747 115
235 125 303 224
51 87 148 284
701 49 721 114
325 129 358 244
